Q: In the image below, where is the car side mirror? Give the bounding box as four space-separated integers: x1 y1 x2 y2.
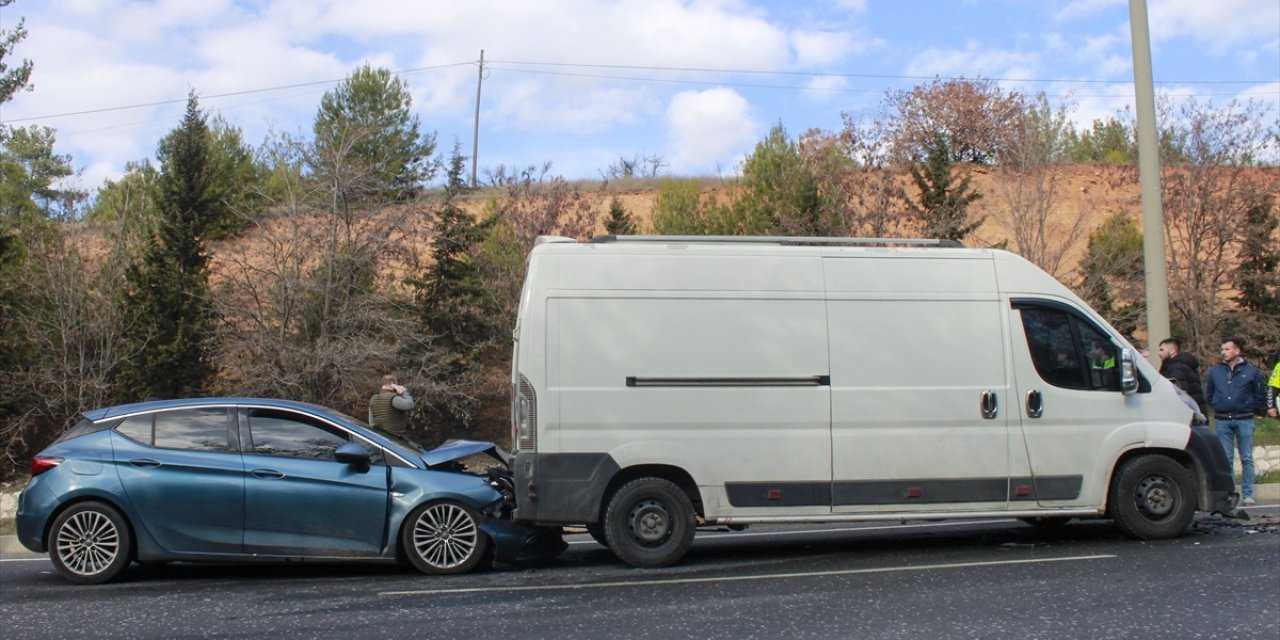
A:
1119 348 1139 396
335 442 371 472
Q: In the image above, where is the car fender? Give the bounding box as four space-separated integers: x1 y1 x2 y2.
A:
386 467 504 545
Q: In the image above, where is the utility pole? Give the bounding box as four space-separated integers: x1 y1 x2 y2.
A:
1129 0 1170 365
471 49 484 188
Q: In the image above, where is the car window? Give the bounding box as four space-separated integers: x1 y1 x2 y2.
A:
115 415 153 445
1020 306 1119 392
153 408 234 451
246 409 383 464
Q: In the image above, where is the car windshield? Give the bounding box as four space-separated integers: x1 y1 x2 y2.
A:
321 406 430 455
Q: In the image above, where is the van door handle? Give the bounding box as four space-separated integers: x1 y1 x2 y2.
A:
980 390 998 419
1026 389 1044 419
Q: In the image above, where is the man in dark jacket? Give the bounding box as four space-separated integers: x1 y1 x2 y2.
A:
1158 338 1205 414
1203 337 1267 506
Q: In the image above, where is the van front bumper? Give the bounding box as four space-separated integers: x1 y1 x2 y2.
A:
1186 425 1238 512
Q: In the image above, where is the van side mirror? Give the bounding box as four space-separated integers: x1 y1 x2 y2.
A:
1119 348 1139 396
335 442 371 472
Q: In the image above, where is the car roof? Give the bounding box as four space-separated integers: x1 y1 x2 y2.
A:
83 397 342 422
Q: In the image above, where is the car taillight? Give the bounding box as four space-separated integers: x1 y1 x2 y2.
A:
514 373 537 451
31 456 63 476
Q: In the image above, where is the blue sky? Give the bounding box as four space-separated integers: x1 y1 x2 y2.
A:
1 0 1277 191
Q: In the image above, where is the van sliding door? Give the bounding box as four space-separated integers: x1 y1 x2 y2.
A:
825 257 1014 514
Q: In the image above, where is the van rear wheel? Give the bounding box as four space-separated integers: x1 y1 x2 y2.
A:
603 477 695 568
1108 454 1195 539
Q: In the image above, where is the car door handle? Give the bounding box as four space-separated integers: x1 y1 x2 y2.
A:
251 469 285 479
980 390 998 419
129 458 161 468
1026 389 1044 419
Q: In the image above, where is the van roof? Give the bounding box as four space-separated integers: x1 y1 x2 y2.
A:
584 235 964 248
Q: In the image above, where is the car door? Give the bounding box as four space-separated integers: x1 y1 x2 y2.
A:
112 406 245 554
239 407 389 557
1008 301 1145 507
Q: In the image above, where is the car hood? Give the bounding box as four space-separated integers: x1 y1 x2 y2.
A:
420 439 511 468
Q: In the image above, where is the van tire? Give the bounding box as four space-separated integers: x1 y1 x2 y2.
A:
1108 454 1195 539
603 477 696 568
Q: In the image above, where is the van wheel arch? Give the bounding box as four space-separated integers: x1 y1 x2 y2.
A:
1107 447 1199 508
597 465 703 523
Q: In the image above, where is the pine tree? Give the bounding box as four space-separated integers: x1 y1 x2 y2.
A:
1233 197 1280 358
116 93 218 400
417 144 492 355
904 133 983 242
604 196 637 235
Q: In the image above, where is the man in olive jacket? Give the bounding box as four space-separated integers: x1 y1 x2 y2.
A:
368 374 415 437
1203 338 1267 506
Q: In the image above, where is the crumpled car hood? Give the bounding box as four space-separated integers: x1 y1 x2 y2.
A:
420 439 511 468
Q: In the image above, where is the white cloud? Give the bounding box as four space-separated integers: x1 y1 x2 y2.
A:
1148 0 1280 49
791 30 856 67
905 42 1039 81
664 88 758 174
803 75 850 103
1054 0 1124 22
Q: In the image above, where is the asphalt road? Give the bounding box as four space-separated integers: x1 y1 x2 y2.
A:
3 509 1278 640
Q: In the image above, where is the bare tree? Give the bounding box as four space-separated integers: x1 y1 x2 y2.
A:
0 222 136 469
989 94 1091 279
837 113 910 238
883 77 1026 165
1158 98 1280 358
214 131 440 421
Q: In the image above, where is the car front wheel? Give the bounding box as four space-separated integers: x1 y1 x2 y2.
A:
48 501 133 585
402 501 488 575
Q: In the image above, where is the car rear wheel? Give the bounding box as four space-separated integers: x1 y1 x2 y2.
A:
1108 454 1195 539
48 501 133 585
603 477 695 568
402 501 488 575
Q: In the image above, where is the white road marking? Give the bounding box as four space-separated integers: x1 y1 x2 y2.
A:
0 557 48 563
567 518 1018 546
379 554 1117 597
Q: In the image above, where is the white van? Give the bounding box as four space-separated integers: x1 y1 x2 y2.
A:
509 235 1237 568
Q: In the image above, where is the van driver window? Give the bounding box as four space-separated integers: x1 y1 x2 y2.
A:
1020 306 1120 391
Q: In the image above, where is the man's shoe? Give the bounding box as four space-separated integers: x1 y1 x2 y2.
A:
1241 497 1256 506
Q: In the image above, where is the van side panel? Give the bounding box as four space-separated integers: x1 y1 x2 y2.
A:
824 256 1015 512
551 295 833 517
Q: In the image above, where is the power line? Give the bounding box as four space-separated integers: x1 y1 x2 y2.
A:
3 56 1272 127
490 65 1278 100
0 62 474 124
487 58 1271 86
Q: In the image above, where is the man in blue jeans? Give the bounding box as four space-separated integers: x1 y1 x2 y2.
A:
1204 337 1267 506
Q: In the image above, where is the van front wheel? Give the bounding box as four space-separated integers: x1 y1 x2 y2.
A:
1108 454 1195 539
603 477 696 568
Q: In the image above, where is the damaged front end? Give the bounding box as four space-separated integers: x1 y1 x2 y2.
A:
421 439 566 563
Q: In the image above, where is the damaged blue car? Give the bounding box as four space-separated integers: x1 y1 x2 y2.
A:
16 398 565 584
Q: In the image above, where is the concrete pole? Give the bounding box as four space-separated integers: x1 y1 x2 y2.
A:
1129 0 1170 366
471 49 484 188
